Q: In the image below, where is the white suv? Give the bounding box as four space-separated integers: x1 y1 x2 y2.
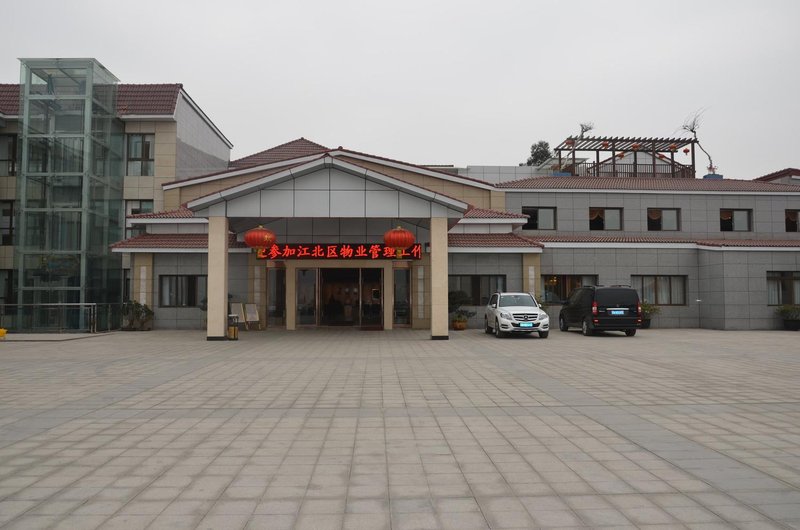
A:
485 292 550 339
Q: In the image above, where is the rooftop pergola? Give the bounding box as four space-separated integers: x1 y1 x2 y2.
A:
554 136 699 178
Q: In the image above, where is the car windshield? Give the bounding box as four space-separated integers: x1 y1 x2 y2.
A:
499 294 537 307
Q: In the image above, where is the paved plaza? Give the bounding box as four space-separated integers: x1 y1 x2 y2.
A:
0 328 799 529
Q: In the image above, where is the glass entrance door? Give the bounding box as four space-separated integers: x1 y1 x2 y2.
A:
360 268 382 329
320 268 359 326
296 269 317 325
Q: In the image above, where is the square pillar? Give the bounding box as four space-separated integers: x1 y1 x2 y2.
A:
207 216 229 340
430 217 449 340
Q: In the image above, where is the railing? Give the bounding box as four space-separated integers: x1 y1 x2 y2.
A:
0 303 123 333
565 162 694 179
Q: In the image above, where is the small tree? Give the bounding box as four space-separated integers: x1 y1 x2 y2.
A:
682 111 716 173
525 140 552 166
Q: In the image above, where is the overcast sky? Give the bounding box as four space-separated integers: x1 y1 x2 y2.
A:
3 0 798 179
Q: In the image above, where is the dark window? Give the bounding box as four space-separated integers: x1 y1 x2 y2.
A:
589 208 622 230
647 208 680 231
0 135 17 176
786 210 799 233
0 201 13 246
123 269 131 302
767 271 800 305
720 209 752 232
631 275 686 305
159 275 207 307
541 275 597 304
448 275 506 306
125 200 154 238
522 207 556 230
126 134 155 176
0 269 14 304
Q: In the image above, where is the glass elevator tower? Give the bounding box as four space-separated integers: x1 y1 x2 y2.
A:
15 59 124 330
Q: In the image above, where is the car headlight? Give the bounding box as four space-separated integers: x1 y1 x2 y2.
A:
500 311 512 320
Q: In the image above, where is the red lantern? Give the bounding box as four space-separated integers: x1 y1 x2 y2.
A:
244 225 276 251
383 226 415 259
565 139 575 146
601 141 609 149
617 152 625 159
683 147 690 155
668 143 678 152
631 143 640 151
657 153 666 159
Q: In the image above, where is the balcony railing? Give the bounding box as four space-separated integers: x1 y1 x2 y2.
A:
564 162 694 179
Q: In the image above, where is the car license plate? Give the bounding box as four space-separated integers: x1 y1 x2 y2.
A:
520 322 533 328
610 309 626 316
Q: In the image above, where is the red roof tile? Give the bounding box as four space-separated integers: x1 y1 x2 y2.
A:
111 233 246 250
696 239 800 248
448 233 543 248
229 138 329 169
497 176 800 192
463 207 528 219
755 168 800 182
529 235 694 244
129 205 194 219
0 83 182 116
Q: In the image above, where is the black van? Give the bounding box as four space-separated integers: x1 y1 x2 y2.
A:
558 286 641 336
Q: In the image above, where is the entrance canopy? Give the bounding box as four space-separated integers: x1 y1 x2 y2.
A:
187 155 469 232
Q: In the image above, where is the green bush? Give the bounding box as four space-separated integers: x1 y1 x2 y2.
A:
775 304 800 320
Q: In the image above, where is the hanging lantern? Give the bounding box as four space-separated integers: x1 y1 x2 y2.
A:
565 139 575 147
631 143 640 151
244 225 276 251
668 143 678 152
601 141 609 149
683 147 690 155
657 153 666 159
383 226 415 259
617 152 625 159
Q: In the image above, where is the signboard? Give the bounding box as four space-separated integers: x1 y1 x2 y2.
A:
256 243 423 260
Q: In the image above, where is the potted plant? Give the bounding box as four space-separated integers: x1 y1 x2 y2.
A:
640 302 660 329
448 290 476 330
122 300 154 331
775 304 800 331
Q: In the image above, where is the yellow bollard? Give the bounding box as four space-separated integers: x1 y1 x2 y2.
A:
0 328 6 340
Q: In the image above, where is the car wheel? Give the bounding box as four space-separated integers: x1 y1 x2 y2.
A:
559 316 568 332
625 329 637 337
494 319 504 338
581 319 592 336
538 330 549 339
484 318 493 334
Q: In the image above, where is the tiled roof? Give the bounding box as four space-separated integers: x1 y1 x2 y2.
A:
0 83 182 116
0 84 18 116
229 138 329 169
129 205 194 219
755 168 800 182
111 233 246 250
116 84 182 115
529 235 694 244
463 207 528 219
696 239 800 248
497 176 800 192
448 233 543 248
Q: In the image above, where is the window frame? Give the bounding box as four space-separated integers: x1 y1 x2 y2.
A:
158 274 208 308
521 206 557 230
0 134 17 176
786 210 799 233
589 207 623 231
448 275 506 306
766 271 800 306
125 199 154 238
126 133 155 177
631 275 687 306
541 275 597 304
720 208 752 232
0 200 13 246
647 208 680 231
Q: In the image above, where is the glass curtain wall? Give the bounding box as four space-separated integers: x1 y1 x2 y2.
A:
15 59 124 330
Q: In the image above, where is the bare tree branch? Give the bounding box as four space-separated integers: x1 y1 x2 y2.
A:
682 110 715 172
579 122 594 139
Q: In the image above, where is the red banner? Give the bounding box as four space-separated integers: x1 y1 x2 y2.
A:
256 243 423 260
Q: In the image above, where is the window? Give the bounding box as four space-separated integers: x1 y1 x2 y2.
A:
631 275 686 305
123 269 131 302
125 200 154 237
647 208 680 231
126 134 155 176
786 210 799 233
448 275 506 306
159 275 207 307
0 201 13 246
720 209 751 232
0 135 16 176
767 272 800 305
589 208 622 230
0 269 14 304
522 207 556 230
541 275 597 304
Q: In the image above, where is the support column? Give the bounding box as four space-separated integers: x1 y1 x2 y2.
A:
286 263 296 331
207 216 229 340
430 217 449 340
131 253 153 308
522 253 541 298
383 262 393 331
